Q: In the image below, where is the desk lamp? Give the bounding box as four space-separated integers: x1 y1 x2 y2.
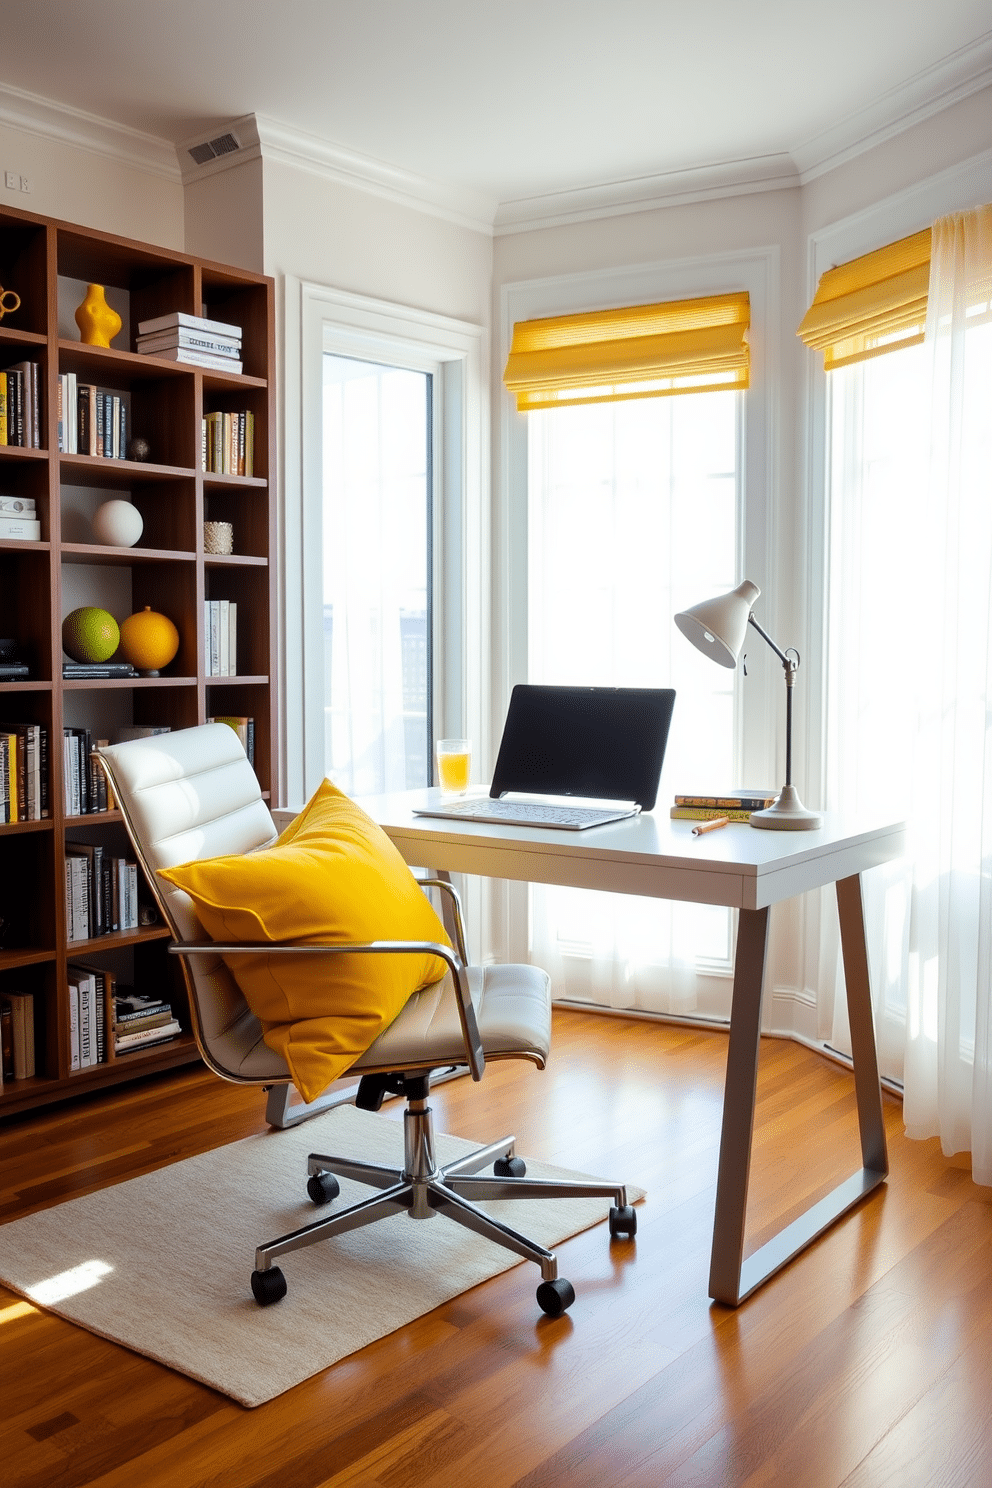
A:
674 579 822 830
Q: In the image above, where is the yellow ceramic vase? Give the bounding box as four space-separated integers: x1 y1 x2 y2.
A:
74 283 122 348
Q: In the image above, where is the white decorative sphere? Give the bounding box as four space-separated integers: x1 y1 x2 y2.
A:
92 499 143 548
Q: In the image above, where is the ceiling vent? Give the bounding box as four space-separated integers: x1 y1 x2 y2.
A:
187 132 241 166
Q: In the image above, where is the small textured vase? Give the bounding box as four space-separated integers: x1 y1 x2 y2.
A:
74 283 122 348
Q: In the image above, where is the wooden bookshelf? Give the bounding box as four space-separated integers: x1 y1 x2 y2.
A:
0 202 276 1116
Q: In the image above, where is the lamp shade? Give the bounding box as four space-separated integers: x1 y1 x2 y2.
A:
673 580 760 669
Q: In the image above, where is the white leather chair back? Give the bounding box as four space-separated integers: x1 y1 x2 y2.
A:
98 724 289 1082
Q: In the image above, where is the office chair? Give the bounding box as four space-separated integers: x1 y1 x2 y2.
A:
98 723 636 1318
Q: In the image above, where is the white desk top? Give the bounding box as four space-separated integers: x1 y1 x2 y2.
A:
355 789 907 912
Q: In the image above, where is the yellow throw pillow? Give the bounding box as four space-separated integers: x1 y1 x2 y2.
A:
157 778 451 1101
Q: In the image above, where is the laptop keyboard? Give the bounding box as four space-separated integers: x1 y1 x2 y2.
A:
426 799 634 828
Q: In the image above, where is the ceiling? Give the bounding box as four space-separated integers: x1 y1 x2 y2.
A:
3 1 991 220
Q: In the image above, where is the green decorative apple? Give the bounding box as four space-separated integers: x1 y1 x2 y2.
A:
62 607 120 663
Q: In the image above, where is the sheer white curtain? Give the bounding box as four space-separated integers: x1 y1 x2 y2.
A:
825 204 992 1182
528 392 741 1017
903 205 992 1179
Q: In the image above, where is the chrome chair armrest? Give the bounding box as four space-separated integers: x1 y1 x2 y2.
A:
169 935 485 1079
414 876 469 963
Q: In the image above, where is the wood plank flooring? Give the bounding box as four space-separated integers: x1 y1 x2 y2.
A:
0 1009 988 1487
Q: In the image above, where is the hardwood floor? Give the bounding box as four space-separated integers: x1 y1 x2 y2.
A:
0 1008 989 1487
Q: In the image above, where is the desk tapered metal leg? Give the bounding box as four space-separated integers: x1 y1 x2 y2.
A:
708 905 769 1305
836 873 888 1176
709 876 889 1306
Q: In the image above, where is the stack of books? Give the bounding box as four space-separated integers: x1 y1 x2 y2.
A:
135 312 242 373
0 495 41 541
112 989 181 1056
670 790 779 822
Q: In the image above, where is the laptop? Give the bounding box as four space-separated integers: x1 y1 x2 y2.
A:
413 684 676 830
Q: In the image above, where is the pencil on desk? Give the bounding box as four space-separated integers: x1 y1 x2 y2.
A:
692 815 731 835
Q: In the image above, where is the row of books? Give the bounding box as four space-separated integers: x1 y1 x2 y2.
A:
63 728 111 816
0 494 42 542
67 969 181 1069
209 715 255 765
137 311 243 374
202 410 255 476
0 990 35 1082
56 373 129 459
670 790 778 822
0 362 42 447
0 723 49 822
65 843 142 942
204 599 238 675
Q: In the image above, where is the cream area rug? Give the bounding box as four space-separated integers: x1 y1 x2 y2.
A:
0 1105 642 1407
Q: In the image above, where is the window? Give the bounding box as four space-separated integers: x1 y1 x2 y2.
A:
527 389 742 1013
321 354 433 795
499 253 774 1012
286 280 485 819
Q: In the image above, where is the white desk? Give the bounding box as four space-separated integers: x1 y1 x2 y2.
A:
357 789 907 1307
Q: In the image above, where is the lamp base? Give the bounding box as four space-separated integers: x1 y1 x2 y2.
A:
749 784 822 831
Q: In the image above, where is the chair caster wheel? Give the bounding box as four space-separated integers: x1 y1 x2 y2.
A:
307 1171 340 1204
609 1204 637 1239
536 1277 575 1317
251 1266 287 1306
494 1155 526 1178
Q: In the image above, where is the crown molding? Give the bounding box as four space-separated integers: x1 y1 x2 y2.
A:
0 81 180 180
493 155 801 235
793 31 992 183
254 113 496 233
177 112 496 233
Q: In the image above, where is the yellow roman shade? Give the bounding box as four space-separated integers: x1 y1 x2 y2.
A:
502 292 750 411
798 228 932 371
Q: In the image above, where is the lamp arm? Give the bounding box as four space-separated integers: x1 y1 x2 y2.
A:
747 613 799 790
746 612 793 669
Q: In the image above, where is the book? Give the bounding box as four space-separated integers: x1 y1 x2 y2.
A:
66 968 82 1070
670 806 755 822
0 514 41 541
72 965 111 1064
0 1001 14 1080
0 371 6 445
65 846 93 939
150 346 243 373
137 310 242 339
673 791 778 810
63 662 136 678
114 725 171 741
115 1018 182 1053
137 329 241 358
3 991 35 1078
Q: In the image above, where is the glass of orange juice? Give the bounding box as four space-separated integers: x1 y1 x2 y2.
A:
436 738 471 795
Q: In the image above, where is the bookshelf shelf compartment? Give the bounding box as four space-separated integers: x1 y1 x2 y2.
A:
0 200 276 1120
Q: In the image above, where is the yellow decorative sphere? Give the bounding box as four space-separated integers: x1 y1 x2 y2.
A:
119 606 180 674
62 607 120 663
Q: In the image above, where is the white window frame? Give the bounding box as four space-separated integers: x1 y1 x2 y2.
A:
495 249 780 965
280 278 488 812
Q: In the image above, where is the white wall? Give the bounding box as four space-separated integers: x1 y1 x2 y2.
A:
261 160 492 325
0 116 183 246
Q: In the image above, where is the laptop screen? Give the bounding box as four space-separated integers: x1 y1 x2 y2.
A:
490 685 676 811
